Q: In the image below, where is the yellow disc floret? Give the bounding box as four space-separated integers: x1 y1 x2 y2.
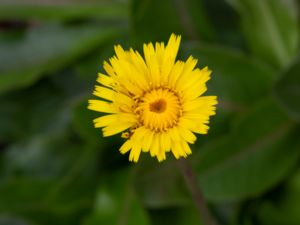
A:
135 88 182 132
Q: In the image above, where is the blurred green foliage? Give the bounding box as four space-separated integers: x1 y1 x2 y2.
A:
0 0 299 225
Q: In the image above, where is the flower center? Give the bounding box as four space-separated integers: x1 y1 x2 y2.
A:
149 99 167 113
135 88 182 132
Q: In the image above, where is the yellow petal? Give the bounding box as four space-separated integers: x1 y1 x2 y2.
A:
168 61 185 89
142 130 154 152
178 125 197 144
181 141 192 156
165 34 181 64
183 96 217 112
143 43 160 87
103 121 134 136
129 139 142 162
103 61 116 78
170 140 181 159
88 100 117 113
93 86 115 101
97 73 114 87
114 45 130 61
174 56 198 90
93 114 117 128
120 139 132 154
150 133 160 157
161 131 171 152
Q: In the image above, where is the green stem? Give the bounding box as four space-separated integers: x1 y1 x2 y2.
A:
176 158 218 225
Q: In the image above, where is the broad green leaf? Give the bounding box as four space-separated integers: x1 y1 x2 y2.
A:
0 85 101 224
195 98 300 202
227 0 299 68
201 0 244 47
0 95 22 141
131 0 215 42
0 69 87 142
0 177 97 225
134 158 189 208
0 23 120 94
0 216 32 225
257 168 300 225
0 126 100 224
0 178 55 212
183 43 274 108
0 0 128 21
83 168 151 225
0 81 68 142
1 133 82 178
274 56 300 121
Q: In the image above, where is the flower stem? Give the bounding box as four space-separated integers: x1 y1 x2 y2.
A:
176 158 218 225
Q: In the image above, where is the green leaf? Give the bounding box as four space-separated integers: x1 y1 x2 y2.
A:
227 0 299 68
1 133 81 178
183 43 274 108
0 82 67 142
195 98 300 202
83 168 151 225
0 95 22 141
0 85 101 224
0 177 97 225
0 216 32 225
0 0 128 21
201 0 244 47
0 70 87 141
274 56 300 121
0 23 120 94
0 128 100 224
0 178 53 212
257 169 300 225
131 0 215 42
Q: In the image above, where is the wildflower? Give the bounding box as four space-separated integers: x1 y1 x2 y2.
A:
88 34 217 162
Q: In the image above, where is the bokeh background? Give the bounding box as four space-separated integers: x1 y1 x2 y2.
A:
0 0 300 225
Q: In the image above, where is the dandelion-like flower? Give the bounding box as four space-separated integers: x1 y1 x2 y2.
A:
88 34 217 162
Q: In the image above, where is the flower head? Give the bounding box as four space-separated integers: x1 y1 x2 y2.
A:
88 34 217 162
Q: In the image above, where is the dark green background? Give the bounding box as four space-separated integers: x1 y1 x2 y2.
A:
0 0 300 225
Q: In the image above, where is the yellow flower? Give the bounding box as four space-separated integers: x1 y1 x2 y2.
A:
88 34 217 162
